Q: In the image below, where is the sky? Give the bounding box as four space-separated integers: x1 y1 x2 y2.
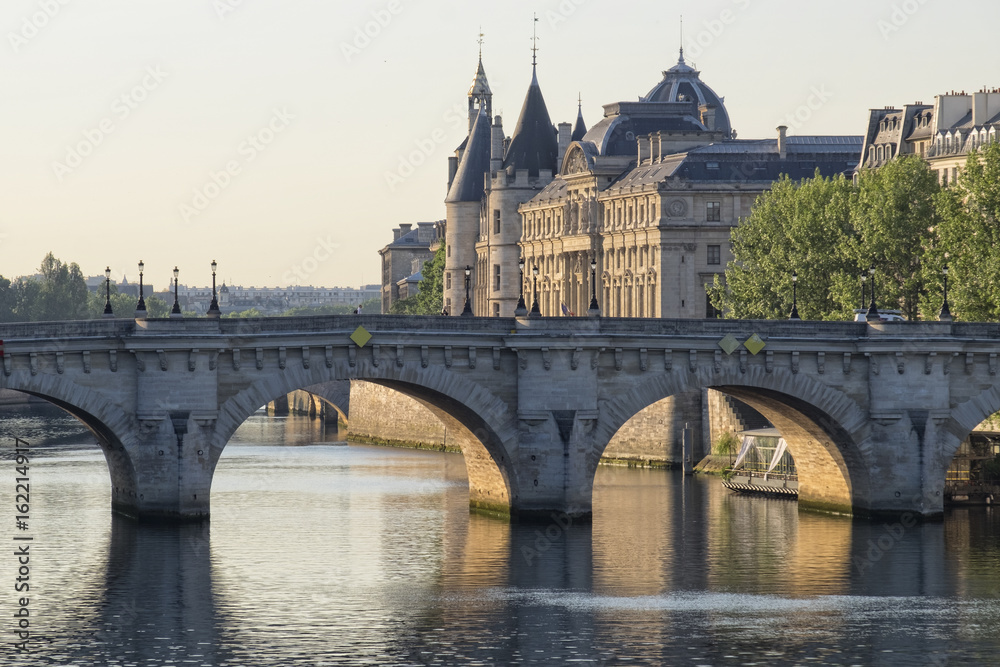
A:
3 0 998 290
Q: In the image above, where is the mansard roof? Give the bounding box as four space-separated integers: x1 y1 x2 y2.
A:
502 67 559 176
445 107 491 203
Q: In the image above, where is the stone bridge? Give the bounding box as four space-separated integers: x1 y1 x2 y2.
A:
2 315 999 521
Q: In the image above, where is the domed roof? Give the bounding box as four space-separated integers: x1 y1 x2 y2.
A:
641 50 731 134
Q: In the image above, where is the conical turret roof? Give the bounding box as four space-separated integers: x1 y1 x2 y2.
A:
571 99 587 141
502 67 558 177
445 106 491 204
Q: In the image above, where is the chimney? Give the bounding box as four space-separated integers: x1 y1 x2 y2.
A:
393 227 401 241
973 91 988 127
557 122 572 166
491 115 504 172
777 125 788 159
653 132 662 162
399 223 412 237
637 134 651 164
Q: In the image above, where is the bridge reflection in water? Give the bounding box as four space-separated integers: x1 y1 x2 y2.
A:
8 407 1000 664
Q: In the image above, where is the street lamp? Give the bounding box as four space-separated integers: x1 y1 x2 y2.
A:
588 256 600 317
860 270 867 311
102 267 113 318
461 265 473 316
207 260 221 318
939 264 952 321
789 270 800 320
529 265 541 318
866 263 879 321
515 256 527 317
170 266 182 318
135 260 147 319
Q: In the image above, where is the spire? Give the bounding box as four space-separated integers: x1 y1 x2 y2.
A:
447 106 491 203
678 15 685 65
467 34 492 132
531 13 539 70
572 93 587 141
502 60 558 177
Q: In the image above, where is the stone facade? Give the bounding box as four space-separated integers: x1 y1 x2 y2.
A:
378 221 442 313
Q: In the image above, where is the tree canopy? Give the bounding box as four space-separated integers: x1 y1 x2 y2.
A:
710 156 948 321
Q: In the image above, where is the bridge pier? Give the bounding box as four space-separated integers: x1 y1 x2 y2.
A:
113 413 217 521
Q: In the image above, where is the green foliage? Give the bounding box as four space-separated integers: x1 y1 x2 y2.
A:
0 253 90 322
934 142 1000 321
710 158 941 320
224 308 264 318
715 431 739 456
389 245 445 315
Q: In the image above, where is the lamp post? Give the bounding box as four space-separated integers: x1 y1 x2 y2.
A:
207 260 221 318
170 266 182 318
588 256 600 317
461 265 473 316
788 270 801 320
102 267 113 318
515 257 527 316
939 264 952 321
135 260 147 319
529 265 540 318
866 263 879 321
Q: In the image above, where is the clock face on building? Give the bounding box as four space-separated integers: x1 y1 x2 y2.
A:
668 199 687 217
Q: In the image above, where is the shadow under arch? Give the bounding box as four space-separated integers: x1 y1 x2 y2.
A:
213 369 519 517
590 367 873 516
300 379 351 424
5 387 139 513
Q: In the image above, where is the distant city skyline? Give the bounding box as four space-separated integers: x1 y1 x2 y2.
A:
4 0 998 287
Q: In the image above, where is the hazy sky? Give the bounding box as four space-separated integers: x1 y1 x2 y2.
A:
3 0 997 289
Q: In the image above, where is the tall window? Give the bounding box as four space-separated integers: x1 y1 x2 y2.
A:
493 210 500 235
706 292 720 318
707 245 721 265
706 201 721 222
493 264 500 291
446 273 452 290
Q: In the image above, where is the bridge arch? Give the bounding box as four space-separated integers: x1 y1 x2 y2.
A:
214 361 520 516
591 365 872 515
0 373 140 514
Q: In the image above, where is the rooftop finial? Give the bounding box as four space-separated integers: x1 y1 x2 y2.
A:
678 15 685 64
578 92 582 110
478 26 484 61
531 13 539 68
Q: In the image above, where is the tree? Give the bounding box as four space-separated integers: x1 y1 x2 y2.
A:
709 158 941 321
32 253 91 321
848 156 940 320
708 173 855 320
389 245 445 315
934 141 1000 321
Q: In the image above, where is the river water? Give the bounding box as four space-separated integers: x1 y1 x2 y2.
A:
3 404 1000 666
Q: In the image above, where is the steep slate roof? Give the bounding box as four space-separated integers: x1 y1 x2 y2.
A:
502 67 559 176
571 102 587 141
445 107 491 203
